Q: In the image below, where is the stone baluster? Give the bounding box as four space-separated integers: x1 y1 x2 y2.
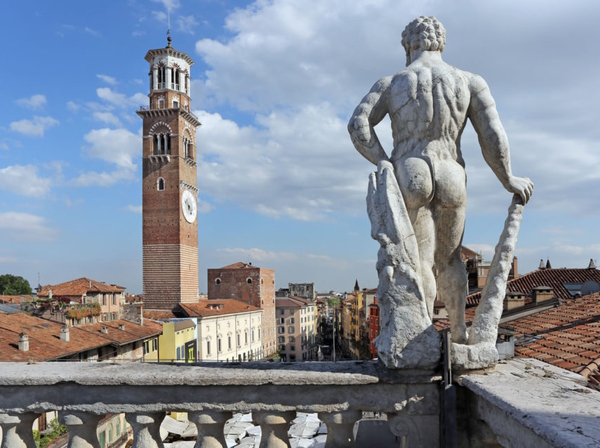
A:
318 410 361 447
253 411 295 448
387 413 419 448
125 412 165 448
58 411 103 448
0 412 38 448
189 410 232 448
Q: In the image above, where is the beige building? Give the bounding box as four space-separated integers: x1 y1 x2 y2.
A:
276 296 317 362
180 300 263 362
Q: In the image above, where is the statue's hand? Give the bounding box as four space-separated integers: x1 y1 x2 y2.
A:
505 175 534 204
349 116 372 146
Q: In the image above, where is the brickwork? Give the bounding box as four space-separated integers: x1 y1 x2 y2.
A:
139 44 200 311
207 263 277 357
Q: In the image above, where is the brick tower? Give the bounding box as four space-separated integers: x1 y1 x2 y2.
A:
137 35 201 310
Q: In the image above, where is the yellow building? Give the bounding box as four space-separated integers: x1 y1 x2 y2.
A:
147 319 197 363
275 296 317 362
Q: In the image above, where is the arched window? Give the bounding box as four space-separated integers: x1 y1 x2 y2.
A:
247 278 252 285
153 132 171 155
215 278 221 285
157 178 165 191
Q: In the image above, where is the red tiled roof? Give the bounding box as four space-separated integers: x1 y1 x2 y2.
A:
38 277 124 298
218 262 258 270
179 299 262 318
0 313 160 362
0 295 33 304
466 268 600 306
144 310 178 320
276 296 313 308
502 293 600 378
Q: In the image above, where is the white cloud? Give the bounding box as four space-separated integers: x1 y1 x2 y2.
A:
84 27 101 38
127 205 142 213
151 0 180 12
0 165 52 197
217 248 297 262
75 128 140 187
66 101 80 112
0 212 57 242
177 15 198 34
96 74 118 85
93 111 122 127
10 116 59 137
0 256 18 263
96 88 147 109
16 94 47 109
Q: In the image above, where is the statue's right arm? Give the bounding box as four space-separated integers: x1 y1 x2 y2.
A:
348 77 392 165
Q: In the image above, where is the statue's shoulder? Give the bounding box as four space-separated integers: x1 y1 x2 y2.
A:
459 69 489 93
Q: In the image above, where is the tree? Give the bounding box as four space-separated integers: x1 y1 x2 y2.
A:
0 274 32 295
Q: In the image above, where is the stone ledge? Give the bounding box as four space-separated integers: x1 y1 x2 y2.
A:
457 358 600 448
0 361 439 387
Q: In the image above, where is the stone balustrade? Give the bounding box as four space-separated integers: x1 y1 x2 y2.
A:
0 361 441 448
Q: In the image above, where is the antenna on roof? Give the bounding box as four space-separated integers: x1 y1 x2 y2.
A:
166 11 172 47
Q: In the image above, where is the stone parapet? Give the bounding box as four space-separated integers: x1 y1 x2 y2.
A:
0 361 440 447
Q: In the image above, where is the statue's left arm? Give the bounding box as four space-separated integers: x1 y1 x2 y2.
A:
467 74 534 204
348 77 392 166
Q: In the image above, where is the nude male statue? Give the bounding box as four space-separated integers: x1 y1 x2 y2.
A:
348 16 533 344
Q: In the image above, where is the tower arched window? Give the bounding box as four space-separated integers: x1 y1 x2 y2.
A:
157 178 165 191
153 132 171 155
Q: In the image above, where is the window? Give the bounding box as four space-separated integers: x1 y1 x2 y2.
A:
228 336 231 350
279 318 285 324
144 341 149 354
252 330 255 342
279 326 285 334
173 99 179 108
215 278 221 285
258 328 261 340
279 336 285 343
237 334 240 347
280 309 284 315
157 178 165 191
288 326 294 334
102 294 107 306
176 347 181 360
152 338 158 351
247 278 252 285
289 336 295 342
218 338 222 352
111 294 116 305
280 344 285 351
207 341 211 356
289 318 295 324
245 332 248 344
291 346 295 352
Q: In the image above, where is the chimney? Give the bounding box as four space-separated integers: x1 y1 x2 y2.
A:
546 259 552 269
538 259 545 270
101 326 108 334
589 259 597 270
60 326 70 342
89 279 92 288
49 290 53 299
19 333 29 352
512 257 518 279
118 324 125 330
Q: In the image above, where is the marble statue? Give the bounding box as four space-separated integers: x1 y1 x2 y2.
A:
348 16 533 369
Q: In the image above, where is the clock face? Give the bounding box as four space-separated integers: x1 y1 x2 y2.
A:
181 190 197 223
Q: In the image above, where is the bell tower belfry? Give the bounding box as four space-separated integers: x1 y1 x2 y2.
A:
137 36 201 310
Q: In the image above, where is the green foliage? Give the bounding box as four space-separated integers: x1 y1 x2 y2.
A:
326 297 340 307
34 419 68 448
65 302 101 320
0 274 32 295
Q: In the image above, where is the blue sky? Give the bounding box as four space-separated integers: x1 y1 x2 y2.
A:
2 0 600 295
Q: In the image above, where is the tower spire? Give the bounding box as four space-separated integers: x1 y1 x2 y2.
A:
166 10 172 47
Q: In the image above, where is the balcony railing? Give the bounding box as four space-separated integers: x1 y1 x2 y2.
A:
138 105 199 122
1 359 597 447
0 361 440 447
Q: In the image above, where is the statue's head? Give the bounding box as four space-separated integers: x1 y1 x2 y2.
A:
402 16 446 62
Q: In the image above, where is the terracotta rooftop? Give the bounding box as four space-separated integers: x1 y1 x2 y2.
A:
218 262 259 270
0 313 161 362
0 295 33 304
501 293 600 381
466 267 600 306
179 299 262 318
145 310 179 320
38 277 124 299
276 296 314 308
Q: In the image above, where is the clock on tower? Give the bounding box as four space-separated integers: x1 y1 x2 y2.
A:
137 35 201 310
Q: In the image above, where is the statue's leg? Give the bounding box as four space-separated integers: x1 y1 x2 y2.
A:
410 206 436 319
434 205 468 344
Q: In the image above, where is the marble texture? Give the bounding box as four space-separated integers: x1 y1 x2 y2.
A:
348 16 533 369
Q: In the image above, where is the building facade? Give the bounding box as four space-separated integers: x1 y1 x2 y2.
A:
138 37 201 310
207 262 276 357
276 296 317 361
